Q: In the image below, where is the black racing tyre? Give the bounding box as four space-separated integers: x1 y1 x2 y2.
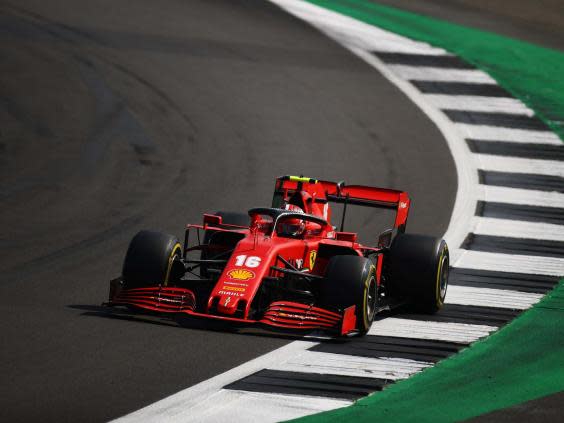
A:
320 255 377 336
122 230 182 288
388 233 449 313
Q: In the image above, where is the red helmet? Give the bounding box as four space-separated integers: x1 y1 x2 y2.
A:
277 204 305 237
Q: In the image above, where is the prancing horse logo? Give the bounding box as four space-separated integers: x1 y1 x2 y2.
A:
309 250 317 270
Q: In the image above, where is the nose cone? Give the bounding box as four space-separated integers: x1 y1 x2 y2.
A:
217 294 238 315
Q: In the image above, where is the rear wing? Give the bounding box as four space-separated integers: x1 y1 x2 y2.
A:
274 176 410 232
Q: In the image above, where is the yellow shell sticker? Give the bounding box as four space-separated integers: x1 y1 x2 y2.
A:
227 269 255 281
309 250 317 270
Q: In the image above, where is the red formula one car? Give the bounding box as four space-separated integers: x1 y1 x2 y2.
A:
107 176 449 336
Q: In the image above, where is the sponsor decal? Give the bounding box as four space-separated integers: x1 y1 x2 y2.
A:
309 250 317 269
223 281 248 287
218 290 244 297
227 269 255 281
222 286 246 292
278 312 316 320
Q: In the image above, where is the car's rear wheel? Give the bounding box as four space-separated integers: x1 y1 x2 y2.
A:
122 230 182 288
319 255 377 336
388 233 449 313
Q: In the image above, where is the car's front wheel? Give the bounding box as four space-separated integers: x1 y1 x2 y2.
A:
319 255 377 336
122 230 182 288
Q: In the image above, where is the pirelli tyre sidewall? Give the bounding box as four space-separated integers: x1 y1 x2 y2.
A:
389 234 449 313
122 230 182 288
435 242 449 309
321 255 377 336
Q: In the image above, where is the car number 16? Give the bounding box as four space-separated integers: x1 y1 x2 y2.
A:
234 255 261 268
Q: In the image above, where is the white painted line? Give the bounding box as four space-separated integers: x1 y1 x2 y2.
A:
112 341 323 422
270 350 431 380
269 0 448 55
129 389 351 423
479 185 564 208
369 317 496 343
387 65 496 83
451 249 564 277
475 154 564 178
473 216 564 241
446 285 543 309
454 124 562 145
424 94 533 115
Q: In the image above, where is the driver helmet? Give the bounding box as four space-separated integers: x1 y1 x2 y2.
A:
277 204 305 237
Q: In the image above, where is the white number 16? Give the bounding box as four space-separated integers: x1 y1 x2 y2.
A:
234 255 261 268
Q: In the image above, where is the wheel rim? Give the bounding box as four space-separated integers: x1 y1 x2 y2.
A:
439 253 449 300
164 243 182 286
366 275 377 322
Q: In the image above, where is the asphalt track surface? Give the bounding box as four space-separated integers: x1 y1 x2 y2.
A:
0 1 456 421
372 0 564 51
467 391 564 423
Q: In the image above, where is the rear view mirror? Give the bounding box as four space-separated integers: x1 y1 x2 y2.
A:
203 214 222 227
378 229 393 249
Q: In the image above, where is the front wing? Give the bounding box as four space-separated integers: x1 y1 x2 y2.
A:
107 279 357 336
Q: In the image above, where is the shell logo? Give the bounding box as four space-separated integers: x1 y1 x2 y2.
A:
227 269 255 281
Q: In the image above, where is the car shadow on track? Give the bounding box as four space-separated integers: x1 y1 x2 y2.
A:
67 304 392 343
67 304 185 329
67 304 310 341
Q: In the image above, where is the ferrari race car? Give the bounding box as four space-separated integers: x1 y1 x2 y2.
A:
107 176 449 336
